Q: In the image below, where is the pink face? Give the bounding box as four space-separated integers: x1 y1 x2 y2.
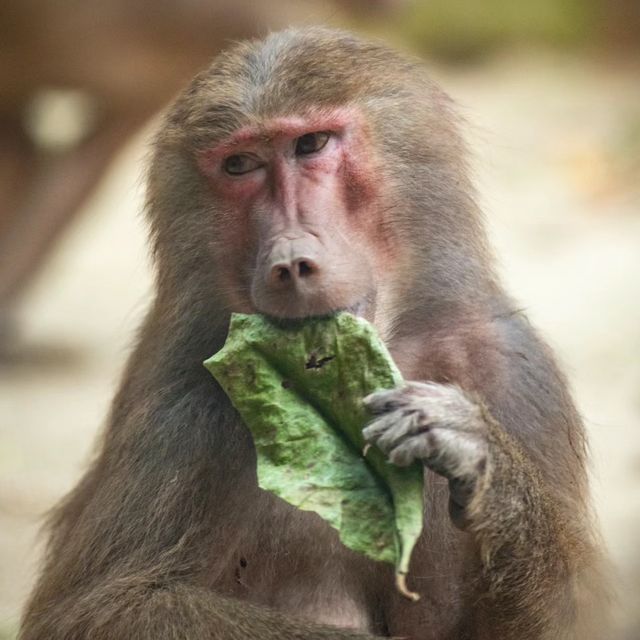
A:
197 107 392 319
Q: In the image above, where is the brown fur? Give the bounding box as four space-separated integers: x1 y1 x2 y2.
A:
20 28 609 639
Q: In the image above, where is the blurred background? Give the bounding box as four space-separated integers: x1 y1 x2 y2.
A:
0 1 638 638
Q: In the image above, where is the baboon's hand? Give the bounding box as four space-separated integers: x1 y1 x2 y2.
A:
363 382 489 527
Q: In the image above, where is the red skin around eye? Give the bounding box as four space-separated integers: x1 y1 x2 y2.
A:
197 108 357 169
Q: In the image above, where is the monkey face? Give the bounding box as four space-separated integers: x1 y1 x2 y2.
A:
195 107 390 320
148 28 480 330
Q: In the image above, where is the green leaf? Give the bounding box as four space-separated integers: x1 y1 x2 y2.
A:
204 313 424 596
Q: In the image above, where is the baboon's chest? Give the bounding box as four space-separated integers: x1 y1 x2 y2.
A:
212 494 393 632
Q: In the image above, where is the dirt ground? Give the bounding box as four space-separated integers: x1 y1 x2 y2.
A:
1 51 639 638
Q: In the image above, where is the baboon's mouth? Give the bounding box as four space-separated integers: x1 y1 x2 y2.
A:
258 298 370 327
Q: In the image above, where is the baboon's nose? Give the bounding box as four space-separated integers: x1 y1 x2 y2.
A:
269 257 320 287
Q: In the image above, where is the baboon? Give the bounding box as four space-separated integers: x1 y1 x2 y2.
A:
20 28 608 639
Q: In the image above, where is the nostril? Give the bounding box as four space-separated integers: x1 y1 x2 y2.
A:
268 258 317 287
297 260 314 278
269 264 292 285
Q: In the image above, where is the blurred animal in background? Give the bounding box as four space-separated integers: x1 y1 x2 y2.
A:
0 0 398 345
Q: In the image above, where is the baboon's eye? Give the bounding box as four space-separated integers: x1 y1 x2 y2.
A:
295 132 330 156
223 154 262 175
